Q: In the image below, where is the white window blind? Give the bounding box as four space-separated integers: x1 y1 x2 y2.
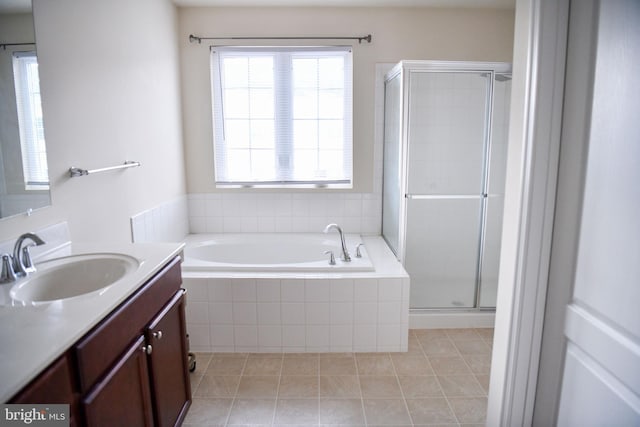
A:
12 51 49 190
211 46 353 187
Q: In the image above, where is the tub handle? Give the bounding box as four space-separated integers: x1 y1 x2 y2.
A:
355 243 364 258
324 250 336 266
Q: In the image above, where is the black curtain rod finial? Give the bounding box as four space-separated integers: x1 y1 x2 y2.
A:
189 34 202 44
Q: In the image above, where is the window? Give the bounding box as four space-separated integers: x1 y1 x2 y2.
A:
12 51 49 190
211 46 352 187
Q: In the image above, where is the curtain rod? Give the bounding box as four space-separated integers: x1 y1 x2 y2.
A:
0 42 35 50
189 34 372 44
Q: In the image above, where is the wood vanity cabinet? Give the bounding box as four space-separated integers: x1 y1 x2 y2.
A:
9 256 191 427
10 353 81 427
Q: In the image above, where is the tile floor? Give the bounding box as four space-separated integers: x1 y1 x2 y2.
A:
185 328 493 426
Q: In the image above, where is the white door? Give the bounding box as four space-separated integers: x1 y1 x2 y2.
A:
552 0 640 424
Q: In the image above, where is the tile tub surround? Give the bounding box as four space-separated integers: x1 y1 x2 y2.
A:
182 236 409 353
184 328 493 426
131 195 190 243
187 192 383 235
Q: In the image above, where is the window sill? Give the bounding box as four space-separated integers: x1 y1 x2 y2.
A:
215 181 352 190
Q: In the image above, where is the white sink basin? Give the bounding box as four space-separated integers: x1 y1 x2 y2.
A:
10 253 140 303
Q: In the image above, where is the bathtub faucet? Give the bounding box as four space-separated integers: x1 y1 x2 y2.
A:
323 223 351 262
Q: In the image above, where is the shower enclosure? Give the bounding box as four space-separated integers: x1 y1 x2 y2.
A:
382 61 511 310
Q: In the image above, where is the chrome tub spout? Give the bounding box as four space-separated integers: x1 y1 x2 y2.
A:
323 223 351 262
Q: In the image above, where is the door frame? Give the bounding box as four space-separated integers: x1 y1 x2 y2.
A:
486 0 571 425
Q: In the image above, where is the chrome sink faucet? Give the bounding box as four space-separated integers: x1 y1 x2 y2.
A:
11 233 45 279
323 223 351 262
1 232 46 284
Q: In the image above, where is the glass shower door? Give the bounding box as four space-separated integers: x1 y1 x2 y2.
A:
382 73 402 256
405 71 491 309
479 73 511 308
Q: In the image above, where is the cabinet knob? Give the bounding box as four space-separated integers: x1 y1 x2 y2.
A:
153 331 163 340
141 344 153 355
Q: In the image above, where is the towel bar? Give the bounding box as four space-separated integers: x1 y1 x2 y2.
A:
69 161 140 178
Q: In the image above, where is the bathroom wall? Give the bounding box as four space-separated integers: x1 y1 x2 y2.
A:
0 0 186 243
178 6 514 233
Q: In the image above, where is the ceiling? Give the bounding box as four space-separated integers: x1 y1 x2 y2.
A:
173 0 514 8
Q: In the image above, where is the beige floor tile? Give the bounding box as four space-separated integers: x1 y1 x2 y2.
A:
227 398 276 424
184 398 233 425
319 352 355 358
279 376 319 398
319 356 357 375
274 399 319 424
282 357 319 375
475 374 490 394
211 352 248 358
194 374 240 398
420 339 459 357
319 398 365 424
243 357 283 376
236 376 280 398
284 353 319 358
413 329 449 346
405 398 457 424
397 375 443 398
474 328 494 341
359 376 403 398
192 352 214 369
320 375 361 398
412 329 449 340
405 337 425 355
437 375 484 397
449 397 488 424
429 356 472 375
453 339 491 355
355 355 395 375
390 354 434 375
190 371 205 395
462 354 492 374
445 329 482 341
185 331 493 425
248 352 285 359
207 357 247 375
362 398 412 425
413 424 459 427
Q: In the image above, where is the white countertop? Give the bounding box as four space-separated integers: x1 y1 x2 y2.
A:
0 242 184 402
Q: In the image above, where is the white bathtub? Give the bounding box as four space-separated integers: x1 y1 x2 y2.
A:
181 234 409 353
182 233 374 272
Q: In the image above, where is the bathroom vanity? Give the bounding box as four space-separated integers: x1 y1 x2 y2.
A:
0 242 190 427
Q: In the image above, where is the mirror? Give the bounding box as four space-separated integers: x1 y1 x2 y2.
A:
0 0 50 219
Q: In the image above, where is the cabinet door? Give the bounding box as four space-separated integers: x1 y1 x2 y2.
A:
146 289 191 427
11 354 80 426
83 336 154 427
